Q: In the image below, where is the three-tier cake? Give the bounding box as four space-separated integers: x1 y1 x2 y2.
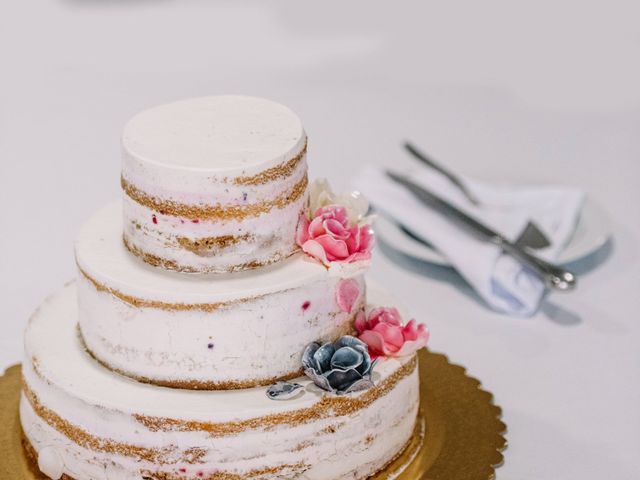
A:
20 95 428 480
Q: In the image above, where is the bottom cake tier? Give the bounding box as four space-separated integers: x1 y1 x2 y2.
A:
20 282 421 480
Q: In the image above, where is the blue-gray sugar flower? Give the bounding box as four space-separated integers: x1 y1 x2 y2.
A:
302 335 376 395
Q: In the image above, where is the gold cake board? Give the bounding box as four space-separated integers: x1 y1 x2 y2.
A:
0 350 506 480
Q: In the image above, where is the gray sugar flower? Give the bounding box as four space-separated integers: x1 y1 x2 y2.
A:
302 335 376 395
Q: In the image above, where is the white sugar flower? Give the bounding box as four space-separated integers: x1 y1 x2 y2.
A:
308 178 370 224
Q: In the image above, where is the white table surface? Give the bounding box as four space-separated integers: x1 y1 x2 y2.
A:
1 1 639 478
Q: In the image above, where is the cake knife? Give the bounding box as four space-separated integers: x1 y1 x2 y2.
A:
386 171 577 291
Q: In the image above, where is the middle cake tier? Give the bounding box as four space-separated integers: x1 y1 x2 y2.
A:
75 202 366 390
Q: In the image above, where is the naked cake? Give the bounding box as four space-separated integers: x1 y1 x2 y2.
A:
20 95 430 480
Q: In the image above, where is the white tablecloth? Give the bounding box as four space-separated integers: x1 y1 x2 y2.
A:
1 1 638 478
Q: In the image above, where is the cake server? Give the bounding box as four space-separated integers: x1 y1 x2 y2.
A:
403 141 552 249
386 171 577 291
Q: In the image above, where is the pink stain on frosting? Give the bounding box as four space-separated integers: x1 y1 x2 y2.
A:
335 278 361 313
295 205 374 266
355 307 429 360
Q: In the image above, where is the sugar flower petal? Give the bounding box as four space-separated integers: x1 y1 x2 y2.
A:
335 278 361 313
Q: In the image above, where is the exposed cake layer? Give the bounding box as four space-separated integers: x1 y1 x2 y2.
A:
76 202 367 389
21 283 421 480
121 95 308 273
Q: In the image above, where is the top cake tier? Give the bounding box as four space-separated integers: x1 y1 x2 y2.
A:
121 95 308 274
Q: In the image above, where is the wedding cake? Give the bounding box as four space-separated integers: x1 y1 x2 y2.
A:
20 96 429 480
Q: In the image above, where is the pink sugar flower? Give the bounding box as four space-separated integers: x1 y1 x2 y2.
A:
355 307 429 360
296 179 374 267
296 205 374 266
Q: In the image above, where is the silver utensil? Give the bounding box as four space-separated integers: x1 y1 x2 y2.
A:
404 141 481 206
386 171 577 291
403 141 552 249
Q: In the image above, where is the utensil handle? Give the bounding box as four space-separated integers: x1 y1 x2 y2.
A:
498 239 577 291
404 142 481 206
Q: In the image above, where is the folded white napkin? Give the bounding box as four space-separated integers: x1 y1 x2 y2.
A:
355 167 585 316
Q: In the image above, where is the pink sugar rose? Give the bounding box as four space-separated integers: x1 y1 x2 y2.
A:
296 205 374 266
355 307 429 360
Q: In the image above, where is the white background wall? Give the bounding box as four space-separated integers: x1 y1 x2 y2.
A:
1 1 639 478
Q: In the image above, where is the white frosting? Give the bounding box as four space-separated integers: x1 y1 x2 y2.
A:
38 446 64 480
121 95 309 273
76 202 367 387
123 95 305 176
22 283 420 480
